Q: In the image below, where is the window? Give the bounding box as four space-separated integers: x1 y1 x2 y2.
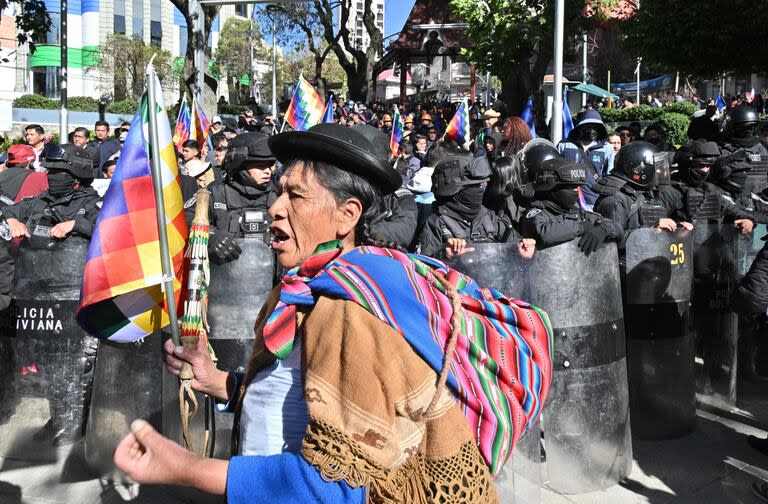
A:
32 67 59 98
356 2 363 10
179 28 188 55
235 3 247 17
114 15 126 34
150 21 162 47
133 0 144 39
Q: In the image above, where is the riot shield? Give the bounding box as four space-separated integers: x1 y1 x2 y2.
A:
446 243 541 503
535 241 631 494
162 239 274 459
84 338 163 480
692 220 740 407
451 241 630 494
0 237 97 457
624 228 694 439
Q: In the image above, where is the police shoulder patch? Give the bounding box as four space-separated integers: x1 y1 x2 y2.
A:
213 202 227 210
184 195 197 209
526 208 542 218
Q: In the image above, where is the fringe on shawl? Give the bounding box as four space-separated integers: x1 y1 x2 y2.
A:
301 419 497 504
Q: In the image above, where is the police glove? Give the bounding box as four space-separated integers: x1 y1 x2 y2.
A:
209 232 242 264
577 223 608 257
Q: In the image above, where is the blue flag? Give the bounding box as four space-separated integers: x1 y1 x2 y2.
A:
521 98 537 138
322 93 335 124
715 93 726 111
563 87 574 139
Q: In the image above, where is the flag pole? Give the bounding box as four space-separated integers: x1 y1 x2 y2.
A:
146 55 182 348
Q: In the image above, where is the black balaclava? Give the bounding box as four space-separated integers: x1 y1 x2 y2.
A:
688 167 710 187
47 171 77 198
551 187 580 210
439 184 485 221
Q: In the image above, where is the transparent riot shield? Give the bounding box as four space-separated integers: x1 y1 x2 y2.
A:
162 239 274 459
624 228 694 439
692 220 740 407
534 241 631 494
0 237 97 458
446 243 541 504
735 223 768 382
84 338 163 480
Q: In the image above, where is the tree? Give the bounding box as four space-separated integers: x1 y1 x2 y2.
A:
621 0 768 79
214 18 259 104
450 0 596 115
0 0 51 62
257 0 382 101
93 34 177 102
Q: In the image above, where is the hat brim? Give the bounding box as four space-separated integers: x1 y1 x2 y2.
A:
269 131 400 194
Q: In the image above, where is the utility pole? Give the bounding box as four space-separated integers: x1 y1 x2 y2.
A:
266 4 283 116
581 32 588 108
59 0 68 140
551 0 565 144
635 57 641 105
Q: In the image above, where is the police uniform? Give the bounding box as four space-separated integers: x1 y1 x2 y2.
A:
368 187 419 249
593 142 672 248
520 157 619 254
418 155 513 258
184 133 277 264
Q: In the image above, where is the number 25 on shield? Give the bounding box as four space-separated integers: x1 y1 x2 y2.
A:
669 243 685 265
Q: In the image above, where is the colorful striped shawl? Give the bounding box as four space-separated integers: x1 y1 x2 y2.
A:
262 241 553 476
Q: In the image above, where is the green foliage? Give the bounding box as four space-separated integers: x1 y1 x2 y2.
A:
653 113 690 146
91 34 176 101
13 94 58 109
621 0 768 79
214 18 258 105
663 101 697 117
600 105 664 122
106 99 139 115
68 96 100 112
0 136 25 153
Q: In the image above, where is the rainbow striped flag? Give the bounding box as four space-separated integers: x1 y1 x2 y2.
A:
191 94 211 146
389 106 403 158
445 98 470 149
284 76 325 131
172 94 192 151
76 75 188 342
173 94 210 150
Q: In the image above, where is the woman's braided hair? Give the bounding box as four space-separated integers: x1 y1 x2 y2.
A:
283 158 408 252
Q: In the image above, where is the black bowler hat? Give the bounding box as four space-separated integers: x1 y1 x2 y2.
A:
268 123 400 194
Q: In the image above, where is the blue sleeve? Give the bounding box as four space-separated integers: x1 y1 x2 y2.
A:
216 372 244 413
227 452 366 504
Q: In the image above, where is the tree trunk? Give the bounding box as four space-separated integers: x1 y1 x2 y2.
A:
346 69 369 102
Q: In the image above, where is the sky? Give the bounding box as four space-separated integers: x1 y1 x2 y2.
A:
385 0 417 40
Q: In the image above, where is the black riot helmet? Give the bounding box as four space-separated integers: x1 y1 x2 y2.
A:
41 143 94 180
725 105 759 138
519 139 561 173
222 132 276 172
530 158 588 192
712 146 751 193
613 141 660 189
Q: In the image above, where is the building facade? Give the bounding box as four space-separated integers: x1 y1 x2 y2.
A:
342 0 384 56
0 1 259 102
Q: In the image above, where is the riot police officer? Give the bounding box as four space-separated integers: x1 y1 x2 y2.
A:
195 133 277 264
712 139 768 224
663 140 756 230
4 144 102 241
594 141 677 247
717 105 768 195
520 157 619 255
418 152 513 258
